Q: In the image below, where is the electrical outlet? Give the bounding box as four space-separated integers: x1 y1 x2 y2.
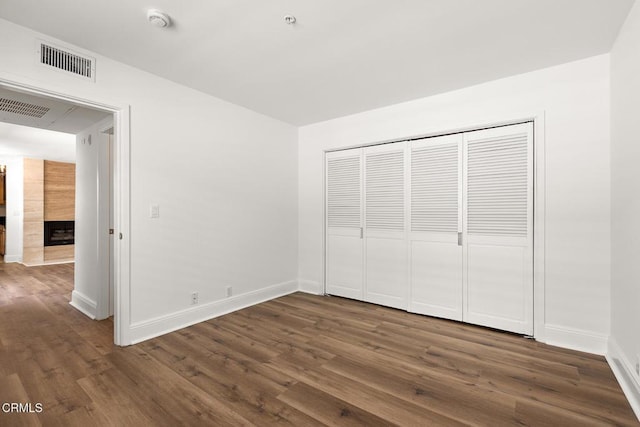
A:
226 286 232 297
191 292 198 305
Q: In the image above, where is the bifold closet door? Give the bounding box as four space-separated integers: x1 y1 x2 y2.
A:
409 134 463 321
364 142 408 310
326 148 363 300
463 122 534 335
325 122 534 336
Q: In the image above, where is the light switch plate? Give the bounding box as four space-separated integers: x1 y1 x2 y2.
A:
150 204 160 219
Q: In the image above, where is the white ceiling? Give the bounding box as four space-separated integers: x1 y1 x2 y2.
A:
0 87 111 134
0 121 76 163
0 0 634 125
0 86 112 163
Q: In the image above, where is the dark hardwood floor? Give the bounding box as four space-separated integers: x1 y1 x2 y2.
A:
0 262 637 426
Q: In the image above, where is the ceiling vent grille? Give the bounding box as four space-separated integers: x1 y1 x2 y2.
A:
38 41 95 81
0 97 50 118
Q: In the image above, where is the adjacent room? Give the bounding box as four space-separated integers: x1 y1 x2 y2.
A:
0 0 639 425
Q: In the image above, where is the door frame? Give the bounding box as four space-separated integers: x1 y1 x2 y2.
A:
323 112 546 341
0 77 132 346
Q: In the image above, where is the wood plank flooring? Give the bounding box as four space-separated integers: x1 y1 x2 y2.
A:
0 262 637 426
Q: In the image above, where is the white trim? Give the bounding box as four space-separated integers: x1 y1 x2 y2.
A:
607 338 640 421
544 324 608 355
43 260 74 265
298 279 323 295
70 290 97 319
129 280 298 345
20 260 74 266
0 76 131 346
532 113 546 342
3 255 22 263
112 106 131 346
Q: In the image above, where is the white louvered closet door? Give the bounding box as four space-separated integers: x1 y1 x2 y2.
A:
326 148 364 300
463 122 534 335
364 142 408 310
409 134 463 321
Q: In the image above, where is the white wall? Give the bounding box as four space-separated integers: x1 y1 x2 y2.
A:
610 0 640 418
299 55 611 353
0 156 24 262
0 19 299 344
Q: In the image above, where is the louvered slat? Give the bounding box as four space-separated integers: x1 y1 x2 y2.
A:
467 134 528 236
411 144 458 232
366 151 404 230
327 156 361 228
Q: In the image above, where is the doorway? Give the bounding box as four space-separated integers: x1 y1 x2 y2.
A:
0 79 130 345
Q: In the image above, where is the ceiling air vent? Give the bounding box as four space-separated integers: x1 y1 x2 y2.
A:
0 97 50 118
38 41 96 81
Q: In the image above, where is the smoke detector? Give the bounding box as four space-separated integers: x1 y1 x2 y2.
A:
147 9 171 28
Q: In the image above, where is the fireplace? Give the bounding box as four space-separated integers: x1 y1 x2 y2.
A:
44 221 75 246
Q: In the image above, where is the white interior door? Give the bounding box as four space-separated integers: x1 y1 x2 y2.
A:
364 142 408 310
326 148 363 300
463 123 534 335
409 134 463 321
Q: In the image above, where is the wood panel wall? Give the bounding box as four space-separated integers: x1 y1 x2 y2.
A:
23 158 44 265
23 159 76 265
44 160 76 221
44 245 75 263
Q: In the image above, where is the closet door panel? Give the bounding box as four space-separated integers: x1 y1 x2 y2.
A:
409 134 463 320
365 237 407 309
326 149 363 300
463 123 533 335
467 242 527 322
410 240 462 320
364 142 408 310
327 233 364 299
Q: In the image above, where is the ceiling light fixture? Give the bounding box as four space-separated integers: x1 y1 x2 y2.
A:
147 9 172 28
284 15 296 25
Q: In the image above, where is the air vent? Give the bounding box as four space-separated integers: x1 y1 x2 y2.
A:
0 97 50 118
38 41 95 81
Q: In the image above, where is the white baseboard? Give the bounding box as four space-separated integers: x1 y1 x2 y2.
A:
129 280 298 345
20 260 74 267
298 279 323 295
69 290 97 319
3 254 22 263
544 324 608 355
607 337 640 421
43 260 74 266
